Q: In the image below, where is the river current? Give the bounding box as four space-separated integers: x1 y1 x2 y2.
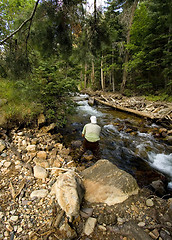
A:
63 94 172 190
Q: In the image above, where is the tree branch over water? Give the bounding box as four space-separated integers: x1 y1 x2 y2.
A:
0 0 40 45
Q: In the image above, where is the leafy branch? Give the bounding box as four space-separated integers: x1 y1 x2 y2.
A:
0 0 40 45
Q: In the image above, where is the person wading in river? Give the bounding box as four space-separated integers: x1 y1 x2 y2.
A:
79 116 101 161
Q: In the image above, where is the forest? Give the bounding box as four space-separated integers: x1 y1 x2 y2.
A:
0 0 172 127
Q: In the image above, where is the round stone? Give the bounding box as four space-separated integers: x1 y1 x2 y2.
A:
146 199 154 207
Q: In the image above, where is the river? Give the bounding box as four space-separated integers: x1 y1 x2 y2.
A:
63 94 172 191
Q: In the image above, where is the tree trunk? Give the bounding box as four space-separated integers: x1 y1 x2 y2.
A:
84 63 87 89
91 60 95 85
112 49 115 92
120 0 138 93
94 0 97 22
101 55 105 91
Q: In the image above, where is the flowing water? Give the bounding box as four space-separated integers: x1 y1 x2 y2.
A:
63 94 172 190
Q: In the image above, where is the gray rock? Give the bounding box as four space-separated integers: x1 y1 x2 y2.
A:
80 208 93 218
81 159 139 205
151 180 166 196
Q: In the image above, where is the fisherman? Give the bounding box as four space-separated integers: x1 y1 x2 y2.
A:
79 116 101 161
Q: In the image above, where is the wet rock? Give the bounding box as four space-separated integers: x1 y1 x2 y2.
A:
84 217 97 236
108 221 152 240
33 165 48 179
150 180 166 196
30 189 48 199
80 208 93 218
54 171 85 220
71 140 82 148
160 230 172 240
81 159 139 205
88 97 95 106
97 212 117 225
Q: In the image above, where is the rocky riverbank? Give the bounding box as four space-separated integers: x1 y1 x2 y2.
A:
0 126 172 240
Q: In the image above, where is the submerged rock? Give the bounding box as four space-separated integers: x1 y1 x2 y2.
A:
81 159 139 205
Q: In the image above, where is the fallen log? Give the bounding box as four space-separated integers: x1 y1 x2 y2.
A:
94 97 156 120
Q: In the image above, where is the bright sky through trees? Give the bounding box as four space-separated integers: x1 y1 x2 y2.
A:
86 0 106 12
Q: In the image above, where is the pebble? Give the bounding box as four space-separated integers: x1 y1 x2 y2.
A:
98 225 106 231
138 221 145 227
10 216 18 221
33 165 48 179
0 212 4 219
146 199 154 207
30 189 48 199
17 227 23 233
1 153 7 157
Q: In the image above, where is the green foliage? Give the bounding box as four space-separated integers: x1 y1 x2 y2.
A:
29 58 78 125
125 0 172 94
0 78 43 125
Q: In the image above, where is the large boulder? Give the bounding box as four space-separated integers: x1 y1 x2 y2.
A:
53 171 85 221
81 159 139 205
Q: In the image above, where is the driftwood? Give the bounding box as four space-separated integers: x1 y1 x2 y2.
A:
94 97 156 120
